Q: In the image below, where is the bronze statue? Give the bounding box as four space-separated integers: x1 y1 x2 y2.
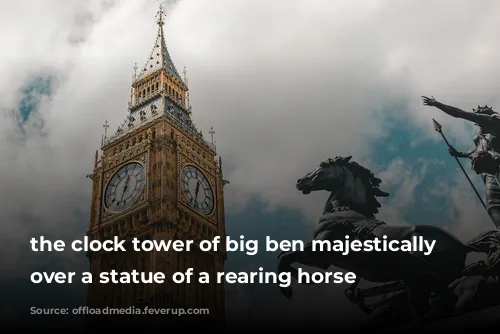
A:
277 156 500 329
422 96 500 228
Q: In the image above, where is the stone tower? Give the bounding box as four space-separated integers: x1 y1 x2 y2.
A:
86 5 226 328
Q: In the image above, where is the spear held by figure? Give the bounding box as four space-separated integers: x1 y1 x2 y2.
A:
422 95 500 227
432 118 487 211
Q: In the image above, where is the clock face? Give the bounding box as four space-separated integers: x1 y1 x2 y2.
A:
104 162 146 213
180 165 214 215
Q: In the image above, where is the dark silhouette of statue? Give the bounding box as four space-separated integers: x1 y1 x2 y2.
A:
422 96 500 228
277 156 500 330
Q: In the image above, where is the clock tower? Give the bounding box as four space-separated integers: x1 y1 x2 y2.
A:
86 5 226 328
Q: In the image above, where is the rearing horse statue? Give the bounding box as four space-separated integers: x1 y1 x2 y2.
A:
277 156 500 324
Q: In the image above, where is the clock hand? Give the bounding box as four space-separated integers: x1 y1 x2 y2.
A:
120 175 131 204
194 181 200 202
124 175 131 190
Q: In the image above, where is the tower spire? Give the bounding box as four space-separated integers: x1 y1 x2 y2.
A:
156 4 165 27
134 3 183 83
102 6 210 152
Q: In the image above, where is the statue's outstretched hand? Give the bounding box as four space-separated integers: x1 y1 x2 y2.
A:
422 96 437 106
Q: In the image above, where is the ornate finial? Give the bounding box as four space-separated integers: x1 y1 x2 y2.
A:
102 120 110 141
183 66 189 85
156 4 165 27
94 150 98 166
184 66 190 107
133 63 138 78
209 127 215 144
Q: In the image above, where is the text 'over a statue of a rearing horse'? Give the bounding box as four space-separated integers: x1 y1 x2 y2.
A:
277 156 500 329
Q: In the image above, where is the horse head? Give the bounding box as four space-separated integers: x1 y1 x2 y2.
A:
296 155 390 215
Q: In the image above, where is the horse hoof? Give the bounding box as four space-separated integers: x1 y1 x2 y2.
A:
280 287 293 300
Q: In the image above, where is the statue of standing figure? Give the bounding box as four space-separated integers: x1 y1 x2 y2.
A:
422 96 500 228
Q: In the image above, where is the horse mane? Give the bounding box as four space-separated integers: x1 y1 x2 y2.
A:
329 156 389 214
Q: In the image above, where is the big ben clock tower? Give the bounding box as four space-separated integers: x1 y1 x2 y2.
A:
86 5 226 328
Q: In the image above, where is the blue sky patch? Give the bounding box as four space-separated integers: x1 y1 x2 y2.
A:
17 75 53 122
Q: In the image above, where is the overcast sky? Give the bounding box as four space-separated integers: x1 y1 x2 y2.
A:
2 0 500 327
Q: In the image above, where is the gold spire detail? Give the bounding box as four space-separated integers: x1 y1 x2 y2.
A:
134 3 183 83
156 4 165 27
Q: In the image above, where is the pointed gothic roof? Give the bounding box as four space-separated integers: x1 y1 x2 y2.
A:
134 5 183 84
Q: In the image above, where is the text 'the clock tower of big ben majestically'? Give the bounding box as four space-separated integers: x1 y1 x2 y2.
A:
86 5 226 328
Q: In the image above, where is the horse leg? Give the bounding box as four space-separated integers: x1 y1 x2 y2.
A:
277 250 301 299
277 243 322 299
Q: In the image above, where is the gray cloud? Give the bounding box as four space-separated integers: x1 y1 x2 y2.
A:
1 0 499 288
376 158 430 225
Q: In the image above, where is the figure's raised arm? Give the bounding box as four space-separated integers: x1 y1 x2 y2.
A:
422 96 500 128
422 96 480 122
